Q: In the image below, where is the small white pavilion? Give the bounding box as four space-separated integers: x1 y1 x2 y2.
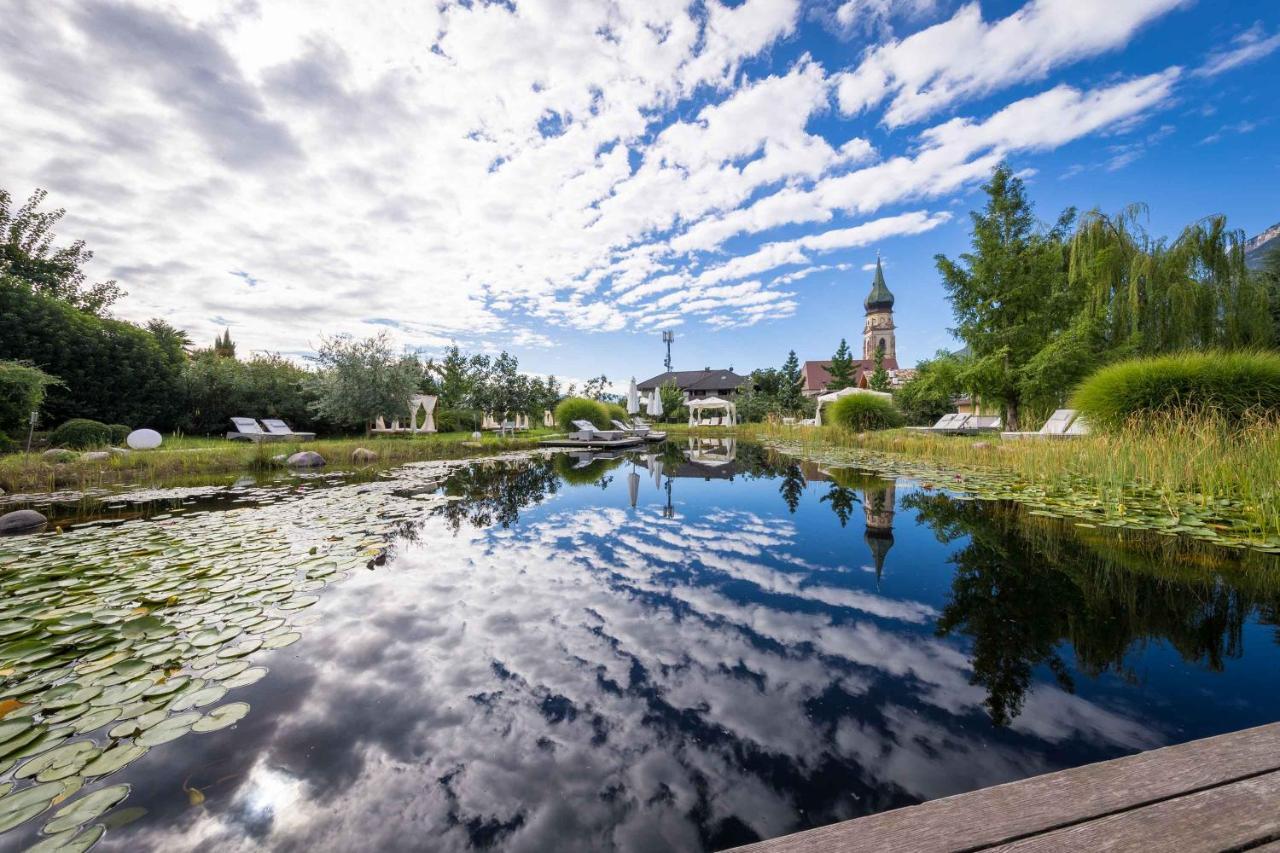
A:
687 396 737 427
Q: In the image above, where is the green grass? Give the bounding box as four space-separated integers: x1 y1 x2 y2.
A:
0 429 557 494
741 410 1280 548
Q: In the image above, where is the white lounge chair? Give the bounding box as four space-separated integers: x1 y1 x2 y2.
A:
261 418 316 441
1002 409 1082 439
227 418 287 442
571 419 628 441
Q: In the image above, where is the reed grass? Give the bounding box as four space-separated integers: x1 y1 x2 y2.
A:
0 430 556 495
739 409 1280 541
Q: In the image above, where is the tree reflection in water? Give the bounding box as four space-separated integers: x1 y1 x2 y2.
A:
906 490 1280 727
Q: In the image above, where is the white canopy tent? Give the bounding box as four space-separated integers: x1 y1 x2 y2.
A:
815 387 891 426
687 396 737 428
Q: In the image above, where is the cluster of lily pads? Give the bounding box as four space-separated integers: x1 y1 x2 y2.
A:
766 438 1280 554
0 456 488 850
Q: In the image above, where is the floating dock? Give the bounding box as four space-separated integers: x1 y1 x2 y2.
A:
727 722 1280 853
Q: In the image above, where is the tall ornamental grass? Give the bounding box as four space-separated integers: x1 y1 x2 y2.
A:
554 397 610 432
1071 351 1280 432
828 393 904 431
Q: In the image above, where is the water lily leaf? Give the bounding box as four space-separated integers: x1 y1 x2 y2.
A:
192 702 250 733
261 632 301 650
26 824 106 853
216 639 262 659
203 661 249 682
81 743 148 777
100 805 146 830
0 779 65 832
221 667 267 689
142 676 189 698
70 708 120 735
42 783 130 834
15 740 99 780
170 686 227 712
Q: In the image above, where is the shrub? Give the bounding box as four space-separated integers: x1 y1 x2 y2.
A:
604 402 629 425
49 418 112 448
554 397 609 431
0 431 16 455
553 453 624 485
0 360 61 435
435 408 481 434
107 424 131 444
828 393 904 431
1070 351 1280 432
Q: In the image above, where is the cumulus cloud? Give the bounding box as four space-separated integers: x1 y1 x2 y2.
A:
0 0 1195 356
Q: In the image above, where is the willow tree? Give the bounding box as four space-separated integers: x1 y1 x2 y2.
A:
1069 206 1271 354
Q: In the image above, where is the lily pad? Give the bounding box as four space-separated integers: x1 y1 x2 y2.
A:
81 743 148 777
192 702 250 733
42 783 130 834
221 667 268 689
26 824 107 853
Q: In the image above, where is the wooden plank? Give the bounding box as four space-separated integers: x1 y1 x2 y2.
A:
988 769 1280 852
724 722 1280 853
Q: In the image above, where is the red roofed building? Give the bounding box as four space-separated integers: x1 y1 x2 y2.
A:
801 257 906 397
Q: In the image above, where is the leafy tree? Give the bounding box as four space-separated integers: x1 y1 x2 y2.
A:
893 351 966 425
779 349 803 414
146 319 192 366
178 352 317 435
0 188 123 315
582 374 611 401
826 338 855 390
778 463 805 514
868 348 890 392
1259 245 1280 342
307 333 422 431
212 329 237 358
658 381 685 423
936 164 1076 430
0 360 61 435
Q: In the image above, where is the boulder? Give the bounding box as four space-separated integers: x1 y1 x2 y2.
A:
351 447 378 464
108 446 131 456
973 441 991 450
0 509 48 536
81 451 112 462
286 451 326 468
41 448 77 463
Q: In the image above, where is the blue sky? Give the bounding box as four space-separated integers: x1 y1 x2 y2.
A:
2 0 1277 389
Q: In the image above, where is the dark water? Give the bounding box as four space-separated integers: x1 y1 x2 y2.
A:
3 441 1280 852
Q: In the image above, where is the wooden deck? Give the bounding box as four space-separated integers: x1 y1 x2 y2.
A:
727 722 1280 853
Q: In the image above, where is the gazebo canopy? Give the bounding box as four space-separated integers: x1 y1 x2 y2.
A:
815 387 891 426
687 396 737 427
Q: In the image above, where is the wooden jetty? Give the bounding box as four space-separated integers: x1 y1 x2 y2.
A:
727 722 1280 853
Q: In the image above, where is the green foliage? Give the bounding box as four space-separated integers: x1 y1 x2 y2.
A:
435 408 482 434
894 351 965 425
49 418 112 449
0 359 60 434
1070 351 1280 432
0 188 124 315
0 431 16 454
936 164 1076 429
179 352 316 435
552 453 624 486
868 349 890 392
658 382 685 423
107 424 131 444
827 338 855 390
0 276 184 428
554 397 609 431
212 329 237 358
604 402 629 424
828 393 904 431
779 350 803 414
306 333 423 431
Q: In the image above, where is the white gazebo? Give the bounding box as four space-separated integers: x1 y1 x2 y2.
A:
372 394 437 433
687 396 737 428
815 387 891 426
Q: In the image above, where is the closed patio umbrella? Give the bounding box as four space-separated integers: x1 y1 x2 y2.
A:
627 377 641 415
647 388 663 418
651 456 663 489
628 470 640 508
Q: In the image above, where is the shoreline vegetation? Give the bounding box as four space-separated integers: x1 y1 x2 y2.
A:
735 414 1280 554
0 430 556 496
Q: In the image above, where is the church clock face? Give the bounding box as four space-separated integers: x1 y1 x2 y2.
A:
867 313 892 330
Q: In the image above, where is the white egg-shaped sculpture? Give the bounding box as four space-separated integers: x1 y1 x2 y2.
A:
126 428 163 450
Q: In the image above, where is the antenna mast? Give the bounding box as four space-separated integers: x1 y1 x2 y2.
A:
662 330 675 372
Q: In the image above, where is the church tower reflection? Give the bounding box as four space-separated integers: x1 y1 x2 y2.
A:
861 479 896 582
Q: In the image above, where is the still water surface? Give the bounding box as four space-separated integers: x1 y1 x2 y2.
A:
2 442 1279 852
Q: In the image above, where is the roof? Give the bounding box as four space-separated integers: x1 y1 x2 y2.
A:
637 369 747 392
802 358 899 392
864 256 894 310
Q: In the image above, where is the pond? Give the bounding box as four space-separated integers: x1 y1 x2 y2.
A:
1 441 1278 852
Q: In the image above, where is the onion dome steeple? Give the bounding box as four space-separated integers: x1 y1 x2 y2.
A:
864 254 894 311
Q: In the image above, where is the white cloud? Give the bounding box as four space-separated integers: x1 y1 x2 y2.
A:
835 0 1186 126
1194 22 1280 77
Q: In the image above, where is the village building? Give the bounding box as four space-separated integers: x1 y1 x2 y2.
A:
637 368 747 400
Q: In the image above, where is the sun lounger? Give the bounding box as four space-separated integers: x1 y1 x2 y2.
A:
1064 414 1091 435
261 418 316 441
571 419 628 441
227 418 288 442
1001 408 1082 439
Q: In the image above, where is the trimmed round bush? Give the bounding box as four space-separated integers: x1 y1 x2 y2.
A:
107 424 132 444
435 408 481 434
1070 351 1280 432
48 418 113 449
604 402 629 425
828 393 904 431
554 397 610 432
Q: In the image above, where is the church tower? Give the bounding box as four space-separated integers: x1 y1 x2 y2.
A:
863 255 895 361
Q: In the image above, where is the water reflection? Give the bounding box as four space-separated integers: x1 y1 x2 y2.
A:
8 450 1277 853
